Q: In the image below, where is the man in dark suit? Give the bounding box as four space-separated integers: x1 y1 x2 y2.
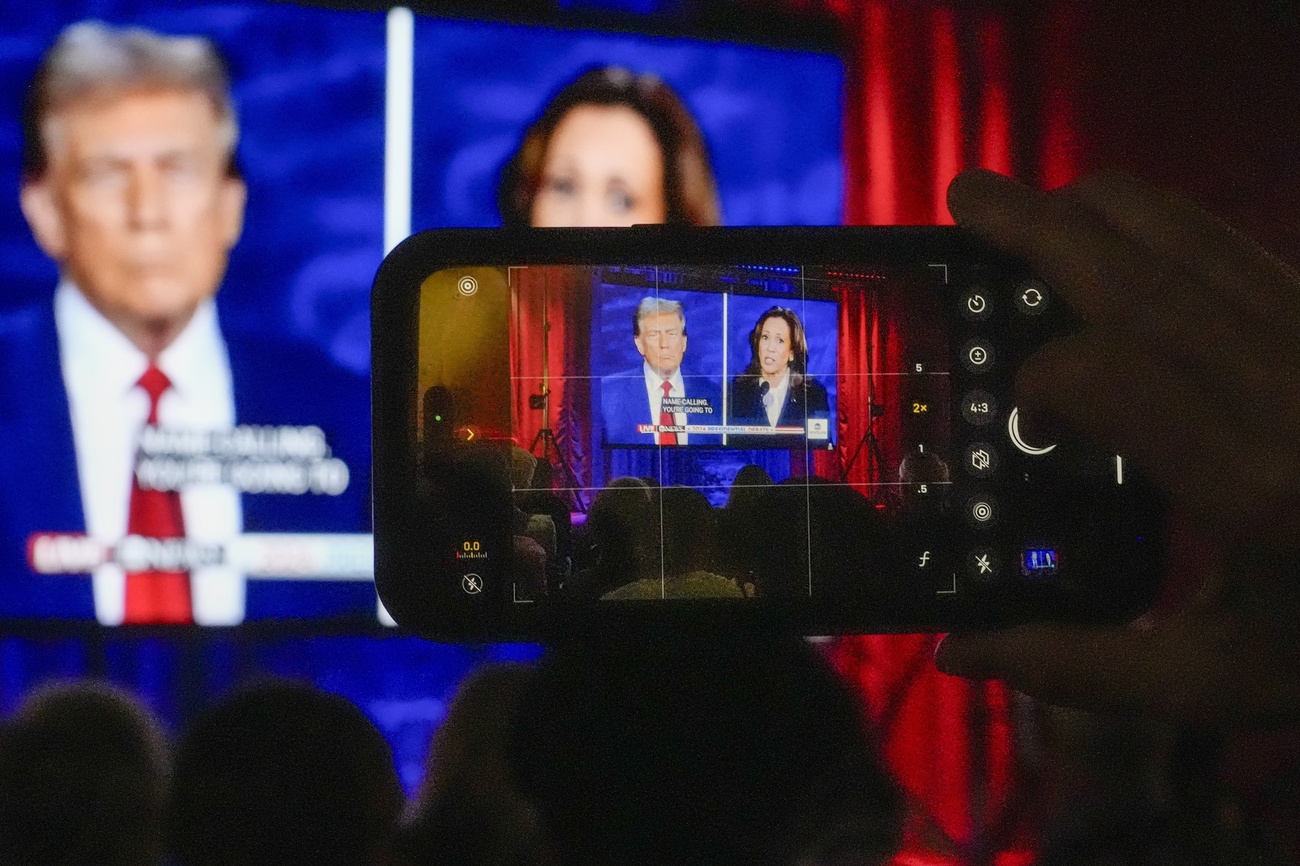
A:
597 297 722 447
0 22 372 624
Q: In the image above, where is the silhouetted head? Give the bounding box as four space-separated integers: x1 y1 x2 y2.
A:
587 478 657 583
403 663 542 866
510 445 539 491
0 679 170 866
170 679 402 866
897 446 951 513
660 485 717 577
510 629 901 866
725 464 776 512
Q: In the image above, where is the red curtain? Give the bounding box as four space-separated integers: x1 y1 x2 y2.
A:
821 281 892 488
509 267 594 499
815 275 915 493
836 6 1027 862
754 1 1089 862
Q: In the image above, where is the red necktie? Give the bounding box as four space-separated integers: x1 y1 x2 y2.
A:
123 364 192 624
659 380 678 446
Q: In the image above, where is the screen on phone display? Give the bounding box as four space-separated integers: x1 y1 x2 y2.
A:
402 246 1158 634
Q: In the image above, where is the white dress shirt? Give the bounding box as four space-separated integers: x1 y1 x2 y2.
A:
56 282 245 625
642 362 688 445
764 368 792 428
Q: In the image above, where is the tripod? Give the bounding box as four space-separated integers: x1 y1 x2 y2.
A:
526 271 585 511
839 294 888 490
840 402 886 485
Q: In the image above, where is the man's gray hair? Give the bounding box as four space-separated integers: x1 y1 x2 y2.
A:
633 297 686 336
22 20 239 178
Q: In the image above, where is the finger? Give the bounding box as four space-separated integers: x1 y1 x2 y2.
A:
1030 318 1300 456
935 626 1169 717
1069 171 1300 343
1066 172 1300 400
934 617 1300 727
948 169 1144 327
1016 331 1300 554
951 171 1300 420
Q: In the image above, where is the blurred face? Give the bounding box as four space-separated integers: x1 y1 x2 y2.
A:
634 311 687 380
757 316 794 378
530 103 667 228
20 88 245 355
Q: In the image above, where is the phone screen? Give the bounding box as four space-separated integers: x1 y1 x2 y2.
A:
408 254 1154 630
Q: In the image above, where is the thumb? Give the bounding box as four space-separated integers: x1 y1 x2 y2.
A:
936 616 1300 726
935 625 1171 718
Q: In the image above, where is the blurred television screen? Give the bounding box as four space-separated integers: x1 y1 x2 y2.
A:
0 2 843 626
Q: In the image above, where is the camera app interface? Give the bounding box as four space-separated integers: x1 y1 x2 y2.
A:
415 260 995 610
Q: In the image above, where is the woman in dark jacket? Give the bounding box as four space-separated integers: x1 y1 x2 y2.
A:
728 306 828 446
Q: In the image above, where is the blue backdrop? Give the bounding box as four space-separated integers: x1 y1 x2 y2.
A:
410 17 843 230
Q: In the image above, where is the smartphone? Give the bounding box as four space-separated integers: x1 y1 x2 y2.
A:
372 226 1165 641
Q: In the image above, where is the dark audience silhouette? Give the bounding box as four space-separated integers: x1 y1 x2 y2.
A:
507 628 902 866
0 680 170 866
169 679 403 866
401 663 543 866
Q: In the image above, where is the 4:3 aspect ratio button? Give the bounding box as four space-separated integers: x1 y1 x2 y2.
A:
960 287 992 321
1015 279 1050 316
963 442 998 478
960 339 995 373
960 390 998 427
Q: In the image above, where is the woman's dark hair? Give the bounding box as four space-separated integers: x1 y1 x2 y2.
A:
743 306 809 379
498 66 721 227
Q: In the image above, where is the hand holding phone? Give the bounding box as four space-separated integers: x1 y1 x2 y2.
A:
937 170 1300 726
